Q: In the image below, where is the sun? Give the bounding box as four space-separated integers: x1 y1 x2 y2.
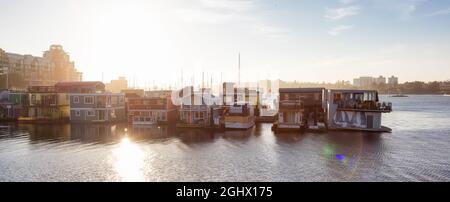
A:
86 0 179 86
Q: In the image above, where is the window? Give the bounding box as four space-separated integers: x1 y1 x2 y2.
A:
31 95 36 105
75 110 81 116
87 110 95 116
49 95 57 105
111 96 118 105
84 96 94 104
73 96 79 103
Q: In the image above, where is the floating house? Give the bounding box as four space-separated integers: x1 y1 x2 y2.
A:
272 88 326 132
222 83 255 129
145 90 172 98
18 85 70 123
60 81 126 123
127 92 177 125
121 89 145 120
69 92 126 123
176 87 220 128
0 90 28 121
121 89 145 100
326 89 392 132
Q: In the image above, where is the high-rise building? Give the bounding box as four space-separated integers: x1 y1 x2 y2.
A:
374 76 386 85
354 76 390 87
43 45 82 82
105 76 128 93
353 76 374 87
388 76 399 85
0 45 82 89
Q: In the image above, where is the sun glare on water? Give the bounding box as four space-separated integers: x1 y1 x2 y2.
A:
112 136 145 182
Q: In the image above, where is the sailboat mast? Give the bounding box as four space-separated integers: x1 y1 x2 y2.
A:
238 53 241 87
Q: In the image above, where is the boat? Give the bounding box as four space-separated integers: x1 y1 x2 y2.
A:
220 83 256 130
444 94 450 97
127 92 177 126
326 89 392 132
223 104 255 129
391 94 408 97
272 88 327 133
176 87 221 129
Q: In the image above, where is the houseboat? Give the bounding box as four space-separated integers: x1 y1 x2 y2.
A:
18 85 70 123
326 89 392 132
256 90 278 123
145 90 172 98
69 92 126 123
121 89 145 100
54 81 126 123
222 83 255 130
127 95 177 125
0 90 28 121
176 87 220 128
272 88 327 133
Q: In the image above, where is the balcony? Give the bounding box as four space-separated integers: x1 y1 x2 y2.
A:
279 101 303 110
336 100 392 113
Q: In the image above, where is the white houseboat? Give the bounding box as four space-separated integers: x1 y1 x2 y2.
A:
326 89 392 132
222 83 256 130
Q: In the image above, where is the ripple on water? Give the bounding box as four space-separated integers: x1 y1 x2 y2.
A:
0 95 450 181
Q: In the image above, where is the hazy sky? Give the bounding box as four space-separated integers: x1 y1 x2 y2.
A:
1 0 450 87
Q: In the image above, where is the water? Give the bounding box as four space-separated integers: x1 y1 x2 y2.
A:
0 95 449 182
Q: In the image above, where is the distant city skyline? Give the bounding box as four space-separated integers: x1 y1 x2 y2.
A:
1 0 450 87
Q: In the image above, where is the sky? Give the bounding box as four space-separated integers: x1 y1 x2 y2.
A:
1 0 450 87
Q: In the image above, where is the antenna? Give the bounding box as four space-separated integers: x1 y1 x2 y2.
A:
206 72 209 88
238 53 241 87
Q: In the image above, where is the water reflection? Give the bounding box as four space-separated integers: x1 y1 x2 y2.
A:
1 95 449 182
320 132 384 181
19 123 71 143
221 128 254 142
70 124 122 144
2 123 264 146
273 132 305 144
176 129 216 145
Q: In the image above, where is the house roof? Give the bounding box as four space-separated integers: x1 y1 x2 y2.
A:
327 89 378 93
55 81 104 88
279 88 325 93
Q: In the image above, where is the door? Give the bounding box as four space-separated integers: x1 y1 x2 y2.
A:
98 110 105 121
367 115 373 129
